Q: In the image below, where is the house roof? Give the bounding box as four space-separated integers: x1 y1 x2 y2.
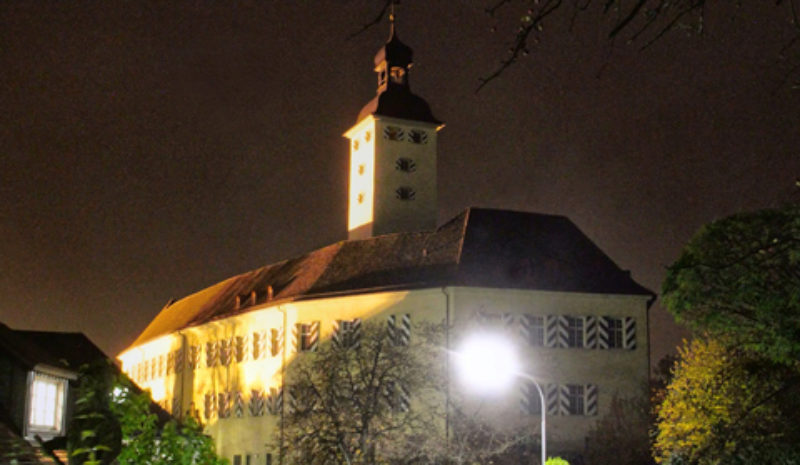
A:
130 208 653 350
0 324 108 374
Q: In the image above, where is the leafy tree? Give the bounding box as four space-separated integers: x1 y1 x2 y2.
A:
653 337 800 465
108 378 227 465
662 204 800 365
66 363 227 465
68 361 121 465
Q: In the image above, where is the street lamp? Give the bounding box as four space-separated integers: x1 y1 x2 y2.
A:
454 333 547 465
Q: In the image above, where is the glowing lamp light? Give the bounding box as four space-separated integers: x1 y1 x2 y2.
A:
455 332 519 395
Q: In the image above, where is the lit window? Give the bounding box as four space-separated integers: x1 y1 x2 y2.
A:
28 373 66 433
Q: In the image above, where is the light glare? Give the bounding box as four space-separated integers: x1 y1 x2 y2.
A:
456 333 519 394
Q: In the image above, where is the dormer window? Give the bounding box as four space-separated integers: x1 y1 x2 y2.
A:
27 372 67 437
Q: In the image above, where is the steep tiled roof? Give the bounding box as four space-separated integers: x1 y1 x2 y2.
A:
130 208 653 349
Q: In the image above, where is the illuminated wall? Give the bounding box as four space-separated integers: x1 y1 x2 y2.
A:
344 115 441 240
119 287 650 460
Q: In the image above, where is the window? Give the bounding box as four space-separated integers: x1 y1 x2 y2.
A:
565 316 584 348
387 314 411 346
333 319 362 349
607 317 623 349
408 129 428 144
383 125 404 141
395 157 417 173
520 381 542 414
28 373 66 434
233 455 242 465
295 322 319 352
395 186 415 200
565 384 585 415
521 315 544 347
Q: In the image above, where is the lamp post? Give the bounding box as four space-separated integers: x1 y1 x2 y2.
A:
454 333 547 465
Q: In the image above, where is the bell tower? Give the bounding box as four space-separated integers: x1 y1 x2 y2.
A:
344 13 443 240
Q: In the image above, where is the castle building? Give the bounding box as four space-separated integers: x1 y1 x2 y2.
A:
118 21 653 465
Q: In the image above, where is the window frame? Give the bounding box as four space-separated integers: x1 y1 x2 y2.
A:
26 371 68 437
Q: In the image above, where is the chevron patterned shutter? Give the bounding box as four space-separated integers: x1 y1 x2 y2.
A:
249 389 265 416
598 317 611 349
172 396 181 418
175 348 184 373
351 318 362 349
584 316 597 349
398 314 410 346
233 391 245 418
308 321 320 351
623 317 636 350
332 320 343 348
557 315 571 348
218 392 231 418
585 384 598 416
166 351 174 375
235 335 248 363
386 315 397 342
544 315 559 348
270 328 282 356
204 392 216 420
268 388 283 415
519 381 542 414
206 341 218 367
219 338 232 366
559 384 572 415
545 384 559 416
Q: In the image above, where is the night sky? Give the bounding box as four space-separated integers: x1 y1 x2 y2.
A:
2 1 799 365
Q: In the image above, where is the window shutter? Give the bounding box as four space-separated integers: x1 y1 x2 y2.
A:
250 389 266 417
598 317 611 349
205 341 218 367
623 317 636 350
397 314 411 346
557 315 570 348
585 384 598 416
219 338 232 366
519 381 542 415
387 315 397 342
308 321 320 351
233 391 245 418
332 320 343 348
545 383 559 416
545 315 559 348
270 329 282 356
584 316 597 349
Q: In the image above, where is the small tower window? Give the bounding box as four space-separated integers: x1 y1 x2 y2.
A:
408 129 428 144
353 140 359 150
395 158 416 173
395 186 415 201
365 131 371 142
357 192 365 204
383 126 404 141
357 164 365 175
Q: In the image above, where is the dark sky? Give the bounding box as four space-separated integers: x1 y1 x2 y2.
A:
2 1 798 364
